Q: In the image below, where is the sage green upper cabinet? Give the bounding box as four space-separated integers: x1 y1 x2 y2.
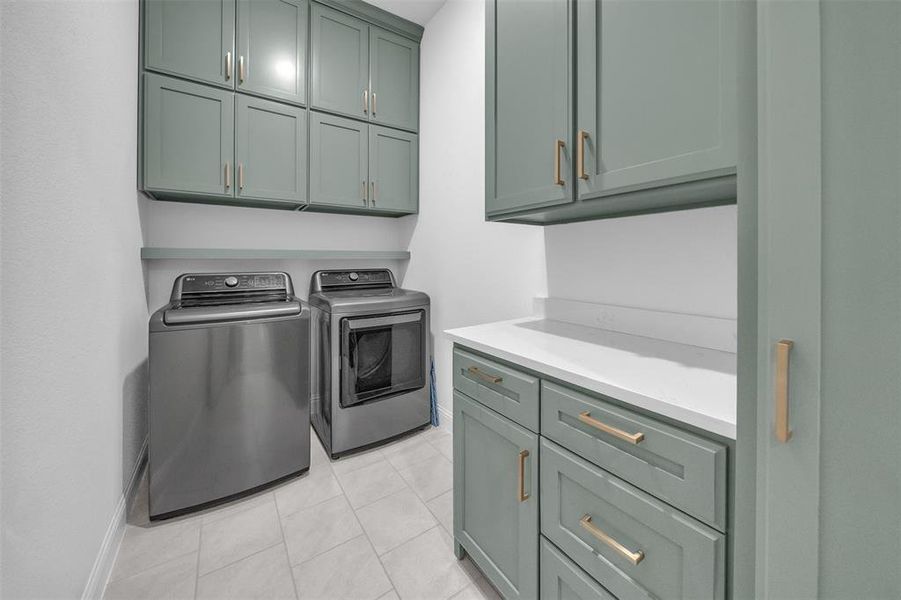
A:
144 0 235 88
575 0 737 200
369 125 417 213
485 0 573 217
369 28 419 132
236 0 307 105
309 112 368 209
235 95 307 206
311 4 369 120
453 392 539 600
143 73 234 198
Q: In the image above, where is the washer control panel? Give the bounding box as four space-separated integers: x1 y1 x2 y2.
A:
179 273 287 294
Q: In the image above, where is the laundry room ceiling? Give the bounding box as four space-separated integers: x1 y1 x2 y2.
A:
366 0 446 26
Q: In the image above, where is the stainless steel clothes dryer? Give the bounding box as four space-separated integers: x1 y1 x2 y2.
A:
310 269 430 458
149 272 310 519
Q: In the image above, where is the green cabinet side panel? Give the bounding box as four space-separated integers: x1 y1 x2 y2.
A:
368 125 417 213
453 392 539 600
486 0 574 216
309 112 368 208
235 95 306 205
541 439 725 600
143 73 234 197
237 0 308 105
369 27 419 132
540 538 616 600
575 0 737 200
144 0 235 88
311 3 369 119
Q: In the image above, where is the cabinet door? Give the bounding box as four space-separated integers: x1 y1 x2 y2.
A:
541 538 616 600
575 0 736 199
368 126 417 213
486 0 573 216
143 73 234 197
235 95 306 205
369 27 419 132
309 112 368 209
237 0 307 105
144 0 235 88
311 4 369 120
453 392 538 600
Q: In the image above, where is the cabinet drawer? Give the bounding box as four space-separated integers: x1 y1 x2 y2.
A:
541 439 725 600
540 538 616 600
453 348 539 431
541 381 726 530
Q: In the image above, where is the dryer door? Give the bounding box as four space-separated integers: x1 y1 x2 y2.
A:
340 310 425 408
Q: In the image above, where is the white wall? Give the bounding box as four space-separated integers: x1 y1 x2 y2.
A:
544 205 737 319
141 199 410 308
0 0 149 597
401 0 547 414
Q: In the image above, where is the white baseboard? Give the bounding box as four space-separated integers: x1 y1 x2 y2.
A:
437 403 453 431
82 437 148 600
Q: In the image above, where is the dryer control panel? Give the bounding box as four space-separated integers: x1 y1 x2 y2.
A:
312 270 396 292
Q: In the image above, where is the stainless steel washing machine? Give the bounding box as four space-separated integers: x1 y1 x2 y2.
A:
310 269 430 458
149 272 310 519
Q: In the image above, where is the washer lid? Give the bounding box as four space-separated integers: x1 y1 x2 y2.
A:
310 288 429 314
163 300 302 326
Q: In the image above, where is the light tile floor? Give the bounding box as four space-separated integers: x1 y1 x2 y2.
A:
104 426 499 600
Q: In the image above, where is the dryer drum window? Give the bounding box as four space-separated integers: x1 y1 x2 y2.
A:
340 310 426 408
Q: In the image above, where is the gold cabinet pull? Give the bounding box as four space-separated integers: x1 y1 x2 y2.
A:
371 181 376 206
775 339 794 442
577 130 589 180
467 366 502 385
224 162 231 190
238 163 244 190
225 51 232 80
578 411 644 444
362 180 367 205
238 55 245 83
554 139 565 186
518 450 530 502
363 90 369 114
372 92 377 115
580 515 644 565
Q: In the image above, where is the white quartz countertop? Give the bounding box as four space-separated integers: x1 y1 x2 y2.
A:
445 318 736 439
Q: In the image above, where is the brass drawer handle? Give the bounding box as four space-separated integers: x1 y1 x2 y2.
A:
554 139 565 186
578 411 645 444
238 163 244 191
238 55 245 83
372 92 377 116
580 515 644 565
363 89 369 114
518 449 530 502
224 162 231 190
577 130 589 180
225 51 232 80
775 339 794 442
467 366 502 385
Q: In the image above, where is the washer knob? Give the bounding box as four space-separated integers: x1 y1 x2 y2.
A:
224 276 239 287
349 272 359 281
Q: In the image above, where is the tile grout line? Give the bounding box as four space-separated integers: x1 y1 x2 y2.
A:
325 456 400 599
271 483 300 600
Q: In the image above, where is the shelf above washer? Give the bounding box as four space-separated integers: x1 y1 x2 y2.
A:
140 247 411 261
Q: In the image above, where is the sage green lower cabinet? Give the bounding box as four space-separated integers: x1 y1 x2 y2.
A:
369 126 417 213
453 391 538 600
452 343 733 600
236 0 307 105
540 539 615 600
309 112 368 209
143 0 235 88
541 439 725 600
143 73 234 198
235 95 306 206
